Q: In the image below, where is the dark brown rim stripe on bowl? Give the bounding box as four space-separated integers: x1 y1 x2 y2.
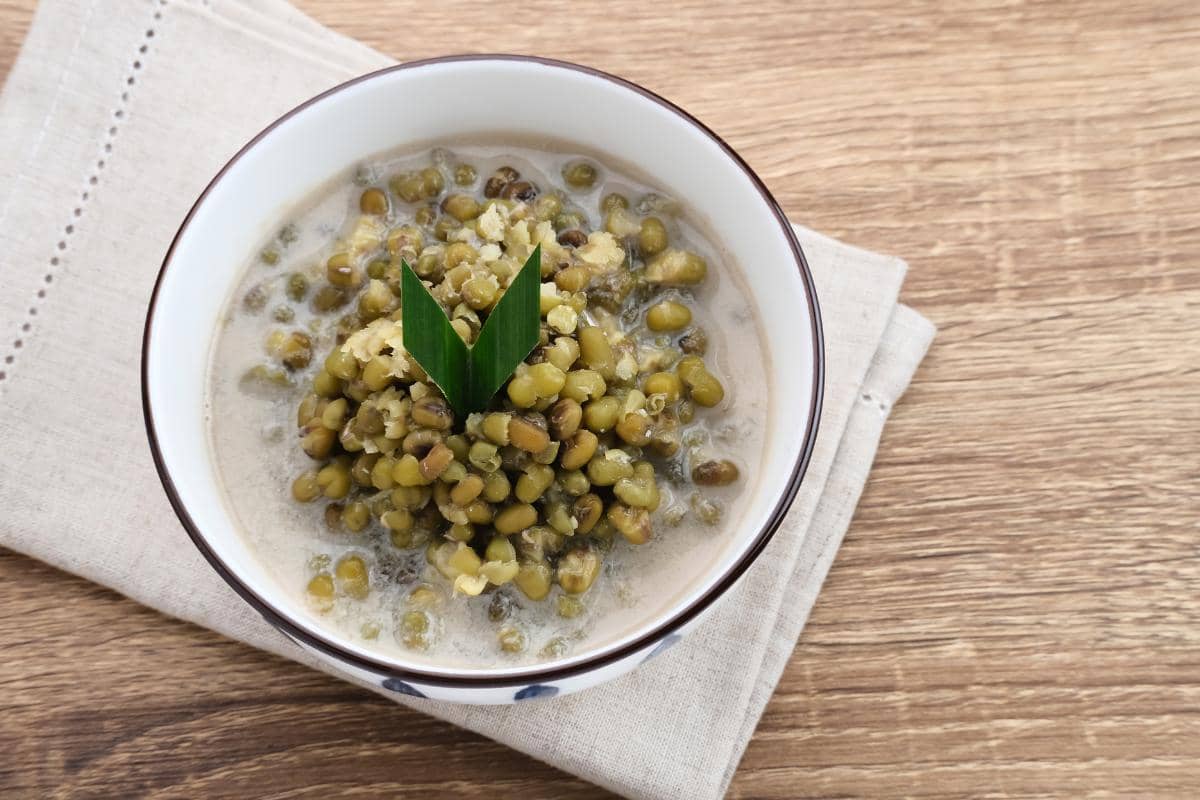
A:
141 54 825 689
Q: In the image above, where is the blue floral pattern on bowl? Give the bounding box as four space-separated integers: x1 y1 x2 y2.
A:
642 633 682 663
382 678 427 698
514 683 560 701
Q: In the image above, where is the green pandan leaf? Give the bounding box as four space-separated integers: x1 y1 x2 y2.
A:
401 246 542 417
400 259 470 414
465 245 542 412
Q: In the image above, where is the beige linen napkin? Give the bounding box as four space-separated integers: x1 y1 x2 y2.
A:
0 1 936 797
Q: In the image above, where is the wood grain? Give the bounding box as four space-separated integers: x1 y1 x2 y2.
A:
2 0 1198 797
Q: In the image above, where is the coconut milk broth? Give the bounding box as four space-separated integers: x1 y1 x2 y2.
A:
206 142 770 668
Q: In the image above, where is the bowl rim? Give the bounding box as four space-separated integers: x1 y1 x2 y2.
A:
141 53 825 688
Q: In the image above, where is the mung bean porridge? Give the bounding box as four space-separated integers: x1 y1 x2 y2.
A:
206 142 770 667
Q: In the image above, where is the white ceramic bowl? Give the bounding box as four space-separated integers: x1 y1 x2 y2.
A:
142 55 823 704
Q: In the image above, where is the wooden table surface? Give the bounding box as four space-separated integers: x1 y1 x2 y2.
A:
3 0 1198 797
